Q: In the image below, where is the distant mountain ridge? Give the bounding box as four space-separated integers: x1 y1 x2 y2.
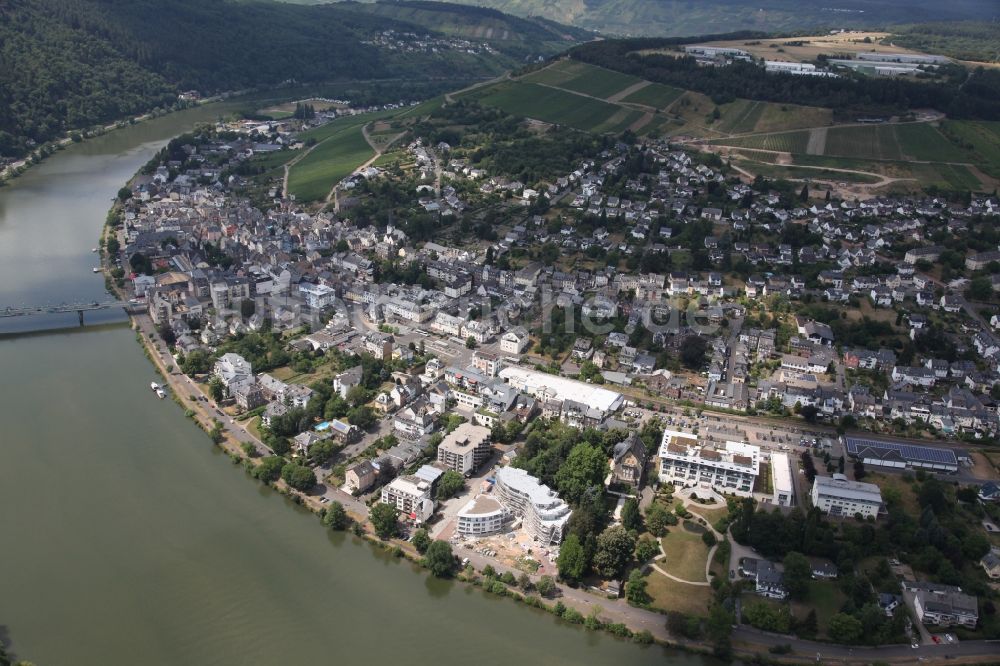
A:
0 0 581 159
406 0 998 37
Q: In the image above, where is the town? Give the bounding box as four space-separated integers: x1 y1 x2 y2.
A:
106 94 1000 656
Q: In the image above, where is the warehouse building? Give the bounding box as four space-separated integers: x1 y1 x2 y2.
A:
842 436 958 473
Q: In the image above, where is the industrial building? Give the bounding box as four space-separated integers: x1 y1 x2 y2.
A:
842 436 958 473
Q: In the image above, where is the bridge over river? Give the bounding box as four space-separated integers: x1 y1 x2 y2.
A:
0 299 145 334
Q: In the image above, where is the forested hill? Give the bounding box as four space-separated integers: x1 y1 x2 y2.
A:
568 37 1000 121
0 0 579 160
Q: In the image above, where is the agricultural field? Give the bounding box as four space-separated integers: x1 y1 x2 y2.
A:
711 129 811 153
521 59 641 100
894 123 974 162
741 161 882 184
287 124 374 201
823 125 903 161
715 99 766 134
469 80 637 133
942 120 1000 177
621 82 684 109
753 103 833 133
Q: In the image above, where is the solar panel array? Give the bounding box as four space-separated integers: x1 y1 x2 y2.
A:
844 436 957 465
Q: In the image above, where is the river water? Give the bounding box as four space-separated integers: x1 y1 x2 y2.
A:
0 104 715 665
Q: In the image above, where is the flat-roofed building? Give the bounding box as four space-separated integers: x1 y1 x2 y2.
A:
494 466 571 544
906 582 978 629
498 366 623 422
771 452 793 507
811 474 882 520
437 422 492 476
658 430 760 497
842 435 958 473
456 495 508 536
381 475 434 524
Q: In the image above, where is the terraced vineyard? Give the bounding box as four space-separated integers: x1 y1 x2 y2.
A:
710 130 811 154
621 82 683 109
522 59 641 100
468 80 641 132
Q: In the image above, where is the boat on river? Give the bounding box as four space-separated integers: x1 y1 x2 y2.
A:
150 382 160 391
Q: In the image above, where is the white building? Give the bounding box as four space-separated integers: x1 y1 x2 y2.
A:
907 583 978 629
298 282 337 310
437 422 492 476
498 366 623 420
456 495 508 537
771 452 793 507
213 352 253 396
658 430 760 497
494 466 571 544
499 326 530 355
381 475 434 524
810 474 882 520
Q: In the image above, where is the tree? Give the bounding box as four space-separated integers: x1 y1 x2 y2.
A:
347 405 376 429
798 609 818 639
307 439 337 466
828 613 863 644
465 336 476 349
412 528 431 554
635 535 659 563
252 455 284 483
281 462 316 491
592 525 636 579
424 540 455 577
800 404 819 423
967 277 992 302
554 443 608 504
557 533 588 582
117 186 133 202
645 502 674 537
518 573 533 590
782 551 811 600
626 568 650 605
436 470 465 500
370 502 399 539
323 501 348 530
208 376 225 402
702 530 717 547
679 335 708 369
345 385 370 408
157 322 176 346
621 497 641 532
536 575 557 597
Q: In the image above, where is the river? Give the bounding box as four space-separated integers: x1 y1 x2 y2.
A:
0 103 716 665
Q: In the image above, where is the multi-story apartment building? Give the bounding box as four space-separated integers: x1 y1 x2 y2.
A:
810 474 882 520
906 582 979 629
380 475 434 523
437 423 492 476
494 466 571 544
658 430 760 497
456 495 508 536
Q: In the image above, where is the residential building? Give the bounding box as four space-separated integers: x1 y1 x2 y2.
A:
499 326 530 355
494 466 572 544
907 582 978 629
810 474 882 519
658 430 760 497
610 432 647 489
345 460 377 493
456 495 509 536
437 422 492 476
381 475 435 523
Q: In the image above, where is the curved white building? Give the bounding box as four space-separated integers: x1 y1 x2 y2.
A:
456 495 508 537
494 466 571 544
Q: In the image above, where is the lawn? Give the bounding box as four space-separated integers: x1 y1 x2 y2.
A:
287 125 374 201
621 82 683 109
868 472 920 515
472 81 630 133
642 570 714 617
660 523 712 582
791 580 848 638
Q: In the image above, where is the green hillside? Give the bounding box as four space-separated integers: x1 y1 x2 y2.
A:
0 0 580 160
